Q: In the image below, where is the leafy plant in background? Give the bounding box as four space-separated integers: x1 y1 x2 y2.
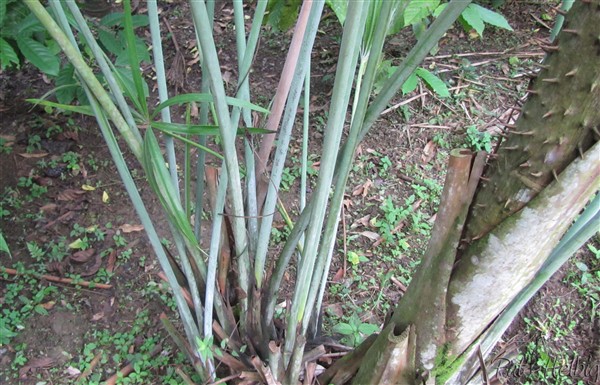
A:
0 0 60 74
22 0 599 385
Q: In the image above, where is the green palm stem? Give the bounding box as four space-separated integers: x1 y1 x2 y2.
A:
62 0 143 147
147 0 179 190
252 1 324 289
192 0 214 240
283 0 369 363
189 0 251 329
306 0 395 338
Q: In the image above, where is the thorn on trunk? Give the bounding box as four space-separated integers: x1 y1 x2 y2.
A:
502 145 519 151
519 161 530 168
552 169 559 181
577 144 585 159
553 7 567 16
543 110 555 119
565 68 578 77
541 45 560 53
563 106 576 116
541 77 560 83
530 171 543 177
512 130 535 136
562 29 580 35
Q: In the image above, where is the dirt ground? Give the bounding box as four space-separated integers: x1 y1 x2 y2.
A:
1 1 598 384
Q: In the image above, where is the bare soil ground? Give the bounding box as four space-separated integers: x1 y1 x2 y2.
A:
1 1 598 384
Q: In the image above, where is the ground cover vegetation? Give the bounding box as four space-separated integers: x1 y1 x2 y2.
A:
0 0 599 384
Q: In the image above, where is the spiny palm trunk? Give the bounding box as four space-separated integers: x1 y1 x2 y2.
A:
320 1 600 384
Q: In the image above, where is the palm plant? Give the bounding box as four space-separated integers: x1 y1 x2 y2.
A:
23 0 599 383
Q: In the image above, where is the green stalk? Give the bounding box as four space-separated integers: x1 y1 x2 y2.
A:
253 1 324 288
300 60 310 213
189 0 250 324
204 167 228 338
193 0 215 240
24 0 143 160
122 0 148 118
360 0 471 142
284 0 369 358
304 0 395 338
88 95 202 366
147 0 179 190
61 0 143 146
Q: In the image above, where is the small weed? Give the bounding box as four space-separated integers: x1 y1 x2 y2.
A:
464 125 493 152
26 135 41 153
17 177 47 200
332 313 379 347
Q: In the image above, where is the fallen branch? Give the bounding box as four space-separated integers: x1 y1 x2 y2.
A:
0 267 112 289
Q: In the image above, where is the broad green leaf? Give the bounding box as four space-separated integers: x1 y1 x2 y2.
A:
471 4 512 31
17 12 46 35
0 231 11 258
265 0 302 31
26 99 94 116
16 36 59 76
358 323 379 335
326 0 348 25
100 12 149 28
460 4 485 37
98 28 122 57
401 72 419 95
332 323 354 336
151 93 269 120
403 0 440 26
0 37 19 70
416 67 449 97
55 64 76 104
433 3 447 17
0 0 7 26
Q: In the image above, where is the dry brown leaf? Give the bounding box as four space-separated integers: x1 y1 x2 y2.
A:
119 224 144 233
359 231 380 241
0 134 16 143
325 303 344 318
350 214 371 229
56 211 75 223
19 357 55 378
57 189 86 201
65 366 82 377
91 312 104 321
41 301 56 310
70 249 95 263
80 252 103 277
332 268 344 283
39 203 58 214
342 198 352 210
58 131 79 141
421 140 437 164
106 249 117 273
18 152 48 158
